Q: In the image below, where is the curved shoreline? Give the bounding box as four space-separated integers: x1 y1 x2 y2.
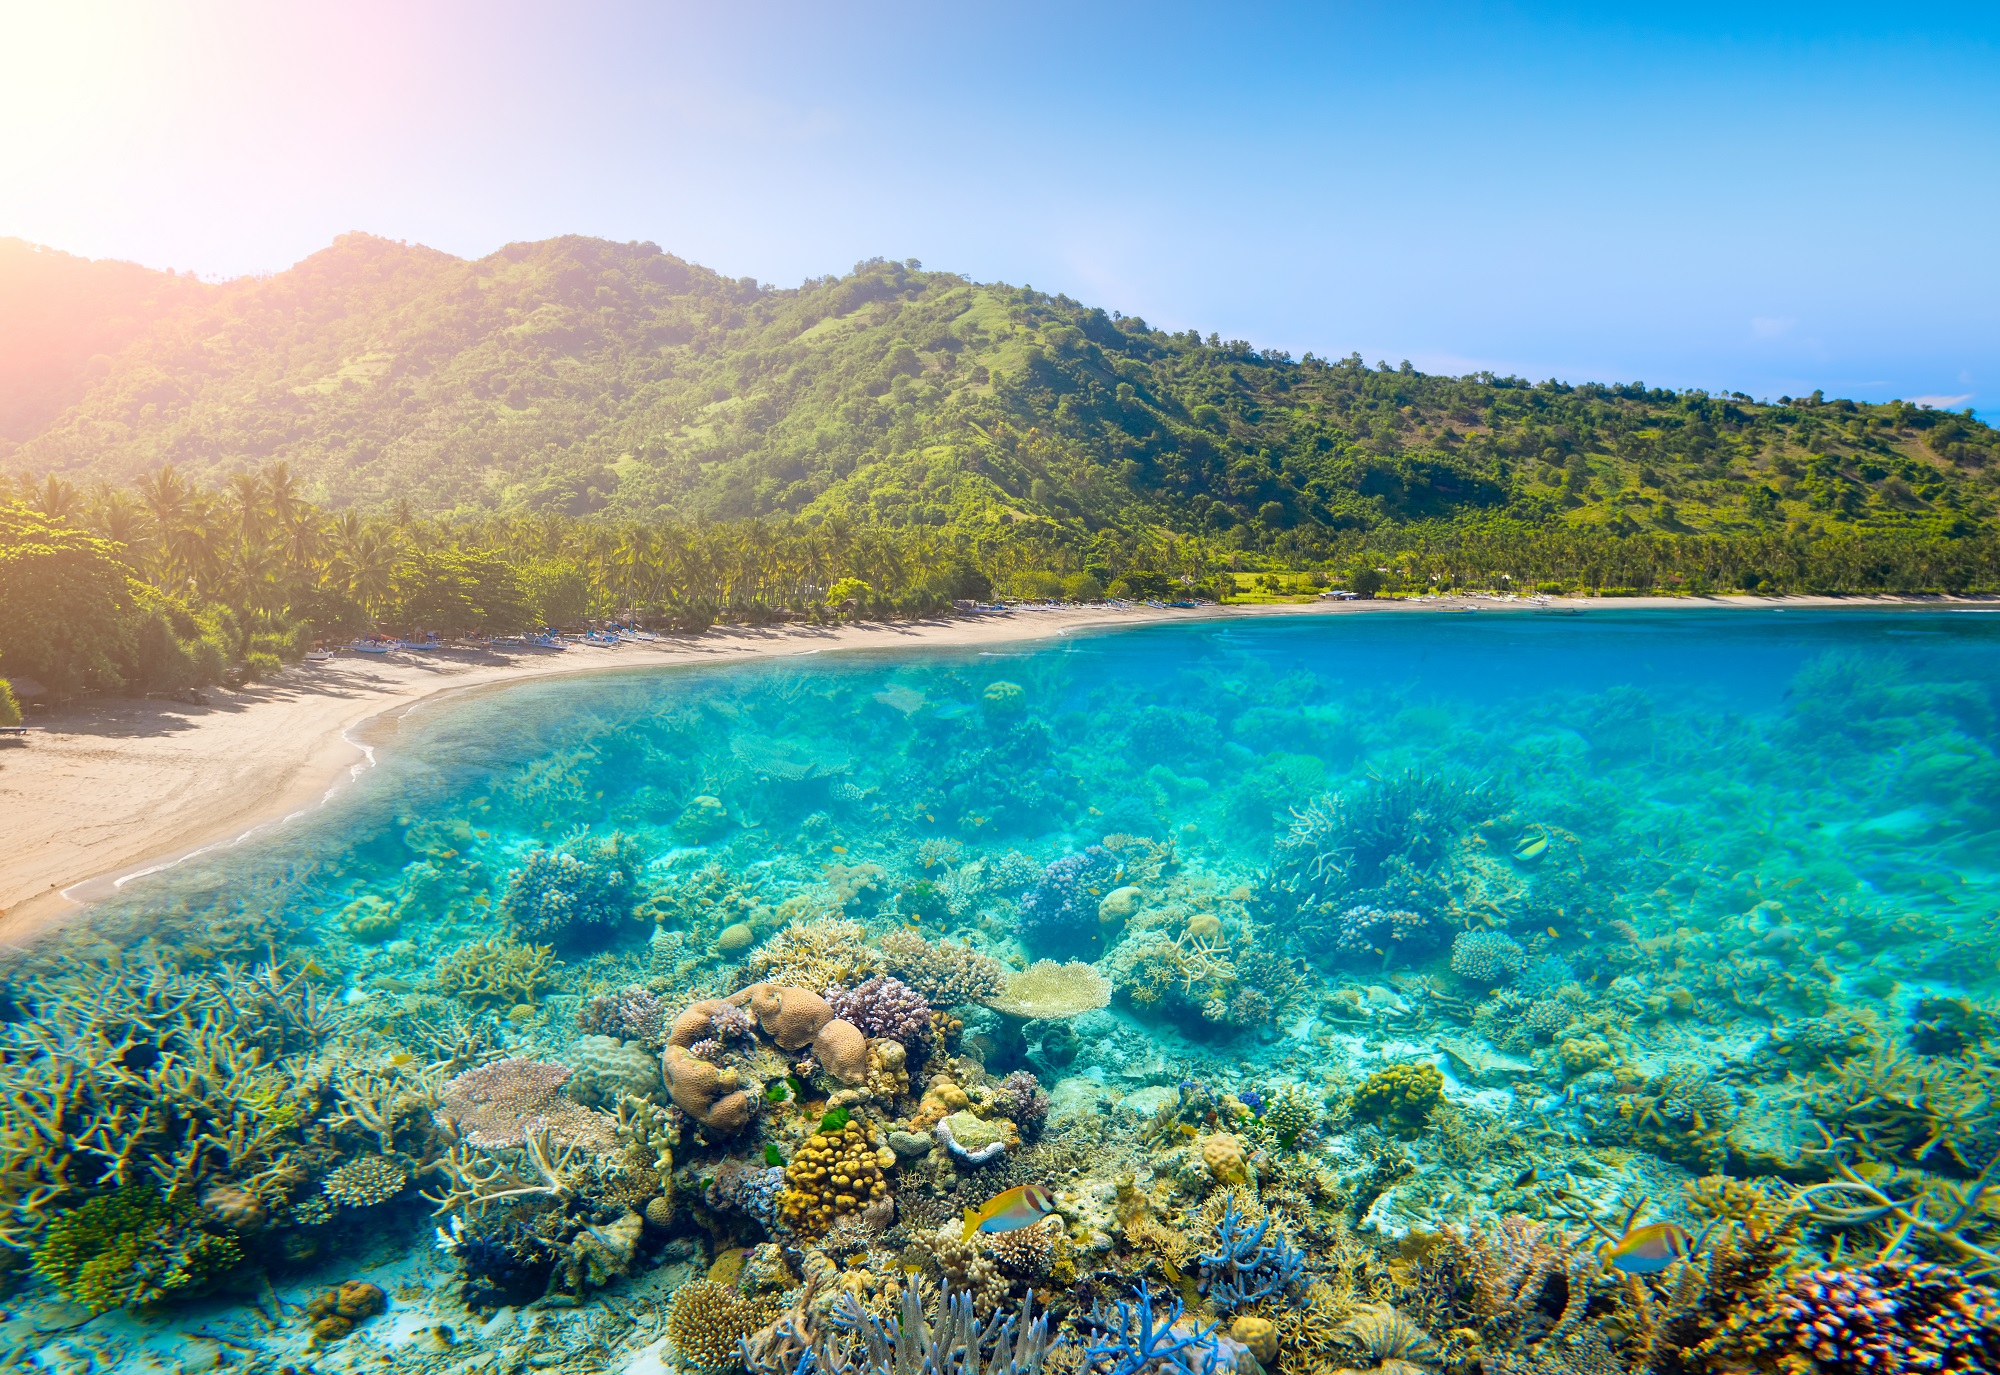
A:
0 591 1972 951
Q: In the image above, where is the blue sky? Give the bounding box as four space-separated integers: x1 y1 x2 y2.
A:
3 1 1995 410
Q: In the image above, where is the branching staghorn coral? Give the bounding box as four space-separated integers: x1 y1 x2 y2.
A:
0 953 336 1251
422 1127 586 1215
740 1273 1054 1375
1795 1126 2000 1274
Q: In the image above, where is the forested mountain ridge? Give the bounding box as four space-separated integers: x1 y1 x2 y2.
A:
4 231 1997 555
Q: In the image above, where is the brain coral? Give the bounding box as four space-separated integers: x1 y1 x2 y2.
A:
662 1045 755 1135
741 982 837 1050
811 1017 869 1084
321 1157 408 1208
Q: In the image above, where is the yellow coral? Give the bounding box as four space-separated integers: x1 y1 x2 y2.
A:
777 1118 889 1237
1201 1132 1250 1185
1350 1064 1443 1138
434 937 557 1008
668 1279 774 1370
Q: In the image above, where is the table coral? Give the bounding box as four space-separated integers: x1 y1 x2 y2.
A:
321 1156 408 1208
985 960 1112 1019
439 1057 615 1150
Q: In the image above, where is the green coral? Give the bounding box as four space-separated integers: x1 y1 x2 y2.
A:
33 1186 242 1313
1350 1063 1444 1138
1263 1086 1319 1148
434 936 558 1007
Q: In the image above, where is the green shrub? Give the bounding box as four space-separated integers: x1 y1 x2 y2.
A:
1061 572 1104 601
1006 570 1066 600
241 651 284 681
825 577 873 612
0 679 19 726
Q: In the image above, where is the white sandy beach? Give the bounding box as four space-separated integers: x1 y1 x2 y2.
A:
0 592 1961 950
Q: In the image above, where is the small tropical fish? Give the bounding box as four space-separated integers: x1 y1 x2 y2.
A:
962 1184 1057 1238
1514 831 1550 862
386 1052 415 1068
1546 927 1560 939
831 845 847 854
1513 1168 1539 1188
1604 1221 1691 1274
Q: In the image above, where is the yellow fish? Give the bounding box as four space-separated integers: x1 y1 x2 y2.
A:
1603 1221 1690 1274
962 1184 1057 1239
1514 832 1550 862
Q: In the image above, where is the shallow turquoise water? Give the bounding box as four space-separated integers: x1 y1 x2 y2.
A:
101 607 2000 996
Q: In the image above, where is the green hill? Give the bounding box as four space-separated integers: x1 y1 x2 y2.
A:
3 232 1997 552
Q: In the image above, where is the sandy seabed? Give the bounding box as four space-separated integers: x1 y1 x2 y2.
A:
0 592 1957 949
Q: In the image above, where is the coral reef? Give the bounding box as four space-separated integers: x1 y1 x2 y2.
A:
1449 929 1526 983
24 621 2000 1372
1196 1197 1304 1311
575 984 668 1044
879 929 1007 1005
1350 1063 1444 1136
777 1116 892 1236
498 834 644 949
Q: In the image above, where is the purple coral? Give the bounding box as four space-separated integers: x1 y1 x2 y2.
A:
704 1160 787 1226
575 985 667 1044
993 1070 1050 1141
707 1001 758 1045
1325 905 1432 957
1781 1260 2000 1373
1019 847 1121 957
826 975 933 1045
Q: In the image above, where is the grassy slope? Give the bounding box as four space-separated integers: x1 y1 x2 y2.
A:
5 233 1998 550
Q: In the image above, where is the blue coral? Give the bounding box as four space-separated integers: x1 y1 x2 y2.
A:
1017 846 1120 957
1194 1199 1303 1312
1087 1283 1228 1375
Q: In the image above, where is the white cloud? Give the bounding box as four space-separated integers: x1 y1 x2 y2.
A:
1910 394 1974 409
1749 316 1795 339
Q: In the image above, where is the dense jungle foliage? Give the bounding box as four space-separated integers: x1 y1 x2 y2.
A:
5 232 2000 701
4 233 1996 548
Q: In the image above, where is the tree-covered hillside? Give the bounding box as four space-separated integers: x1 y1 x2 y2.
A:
6 233 1996 556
